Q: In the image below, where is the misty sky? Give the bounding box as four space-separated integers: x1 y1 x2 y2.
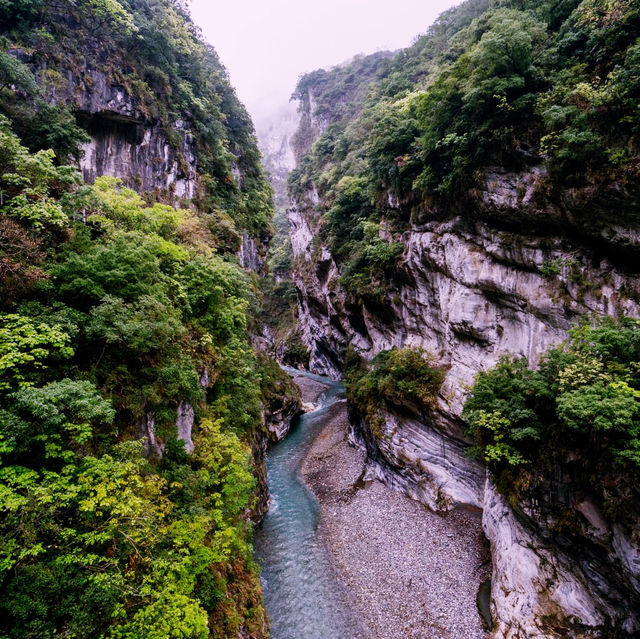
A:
189 0 460 123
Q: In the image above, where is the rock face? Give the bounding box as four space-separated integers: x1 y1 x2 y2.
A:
33 63 200 198
483 479 640 638
175 402 195 455
348 403 484 511
238 231 270 275
482 480 606 639
291 175 640 384
79 113 198 199
262 393 302 443
289 155 640 633
261 366 303 443
138 413 164 459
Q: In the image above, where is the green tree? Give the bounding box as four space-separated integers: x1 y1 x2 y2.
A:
7 379 115 460
464 318 640 485
20 102 90 163
0 50 38 95
0 314 73 391
0 115 79 229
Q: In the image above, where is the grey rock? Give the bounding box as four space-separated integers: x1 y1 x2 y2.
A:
289 157 640 636
138 413 164 459
238 231 270 274
175 402 195 455
35 64 199 198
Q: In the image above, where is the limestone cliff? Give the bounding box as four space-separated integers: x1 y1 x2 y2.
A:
287 0 640 635
2 0 272 249
290 150 640 639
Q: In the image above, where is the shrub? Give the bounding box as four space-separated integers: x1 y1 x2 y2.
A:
464 317 640 489
346 346 446 416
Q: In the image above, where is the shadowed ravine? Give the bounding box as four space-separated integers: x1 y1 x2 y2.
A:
254 371 362 639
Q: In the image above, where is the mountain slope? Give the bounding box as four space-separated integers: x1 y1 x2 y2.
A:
0 1 287 636
288 0 640 636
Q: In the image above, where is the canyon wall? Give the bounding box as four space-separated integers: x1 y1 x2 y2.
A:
5 2 281 523
288 34 640 639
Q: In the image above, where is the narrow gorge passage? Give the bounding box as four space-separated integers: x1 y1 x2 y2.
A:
256 369 490 639
253 371 364 639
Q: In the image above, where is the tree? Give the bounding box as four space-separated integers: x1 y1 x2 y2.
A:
7 379 115 459
0 115 79 230
0 51 38 95
464 318 640 482
20 102 90 163
0 314 73 392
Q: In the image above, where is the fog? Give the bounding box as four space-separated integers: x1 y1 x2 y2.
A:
189 0 460 123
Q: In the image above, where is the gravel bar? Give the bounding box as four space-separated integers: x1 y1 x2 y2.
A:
290 373 330 405
299 395 490 639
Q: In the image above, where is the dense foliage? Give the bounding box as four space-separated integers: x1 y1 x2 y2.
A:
289 0 640 296
0 115 270 637
463 318 640 503
0 0 273 236
0 2 278 635
345 347 446 436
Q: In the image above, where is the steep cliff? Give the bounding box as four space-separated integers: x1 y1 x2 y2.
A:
1 0 272 247
288 0 640 636
0 2 277 636
254 103 311 367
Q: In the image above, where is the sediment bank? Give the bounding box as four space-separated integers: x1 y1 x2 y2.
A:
300 388 490 639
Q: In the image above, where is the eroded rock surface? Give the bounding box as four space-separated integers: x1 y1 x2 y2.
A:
289 160 640 636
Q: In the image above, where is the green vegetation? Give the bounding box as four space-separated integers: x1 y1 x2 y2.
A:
345 347 446 435
464 318 640 501
0 113 270 636
0 0 272 237
0 1 278 634
289 0 640 297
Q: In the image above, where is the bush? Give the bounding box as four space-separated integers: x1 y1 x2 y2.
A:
463 317 640 487
346 346 446 417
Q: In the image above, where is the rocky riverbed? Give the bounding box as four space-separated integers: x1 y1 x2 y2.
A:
289 370 329 407
299 381 490 639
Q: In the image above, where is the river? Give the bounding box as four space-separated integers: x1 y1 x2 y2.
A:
253 370 361 639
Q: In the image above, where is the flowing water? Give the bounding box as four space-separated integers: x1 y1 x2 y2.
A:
254 370 360 639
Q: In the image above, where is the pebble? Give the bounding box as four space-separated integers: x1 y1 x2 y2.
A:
299 393 490 639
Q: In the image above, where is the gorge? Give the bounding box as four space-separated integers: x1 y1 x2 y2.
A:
0 0 639 638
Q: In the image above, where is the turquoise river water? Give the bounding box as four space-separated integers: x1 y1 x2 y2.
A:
254 370 361 639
